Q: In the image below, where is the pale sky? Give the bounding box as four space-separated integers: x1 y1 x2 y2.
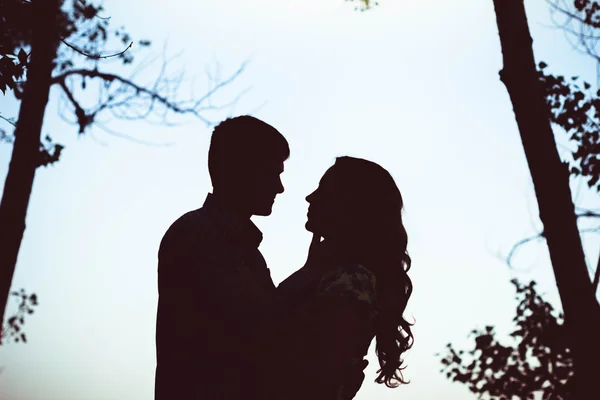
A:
1 0 599 399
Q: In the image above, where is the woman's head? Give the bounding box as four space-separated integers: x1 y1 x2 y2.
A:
306 156 414 387
306 156 406 254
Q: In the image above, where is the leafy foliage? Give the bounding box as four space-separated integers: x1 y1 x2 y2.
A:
346 0 378 12
538 62 600 190
0 47 28 96
0 289 38 346
539 1 600 191
572 0 600 28
0 114 62 166
438 280 573 400
38 135 64 167
1 0 150 97
0 0 33 95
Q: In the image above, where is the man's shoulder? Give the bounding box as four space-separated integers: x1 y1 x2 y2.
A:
168 208 205 231
162 208 198 238
160 207 222 251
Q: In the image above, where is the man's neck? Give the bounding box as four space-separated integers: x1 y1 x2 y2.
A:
211 191 252 221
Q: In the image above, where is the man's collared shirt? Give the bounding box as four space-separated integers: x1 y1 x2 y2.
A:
155 194 280 400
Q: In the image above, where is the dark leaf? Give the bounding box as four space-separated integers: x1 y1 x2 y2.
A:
17 49 28 65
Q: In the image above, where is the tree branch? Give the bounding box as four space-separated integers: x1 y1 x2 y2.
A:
50 60 248 127
546 0 600 72
507 232 546 268
0 114 17 127
507 204 600 271
58 80 90 133
576 210 600 219
61 40 133 60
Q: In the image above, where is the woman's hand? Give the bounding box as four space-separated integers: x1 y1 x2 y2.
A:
305 233 325 268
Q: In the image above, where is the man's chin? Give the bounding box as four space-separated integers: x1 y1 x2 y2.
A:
254 211 272 217
253 205 274 216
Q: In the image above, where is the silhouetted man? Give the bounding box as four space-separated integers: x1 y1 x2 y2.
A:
155 116 288 399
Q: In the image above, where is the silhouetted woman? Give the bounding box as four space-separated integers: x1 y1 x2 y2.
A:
276 156 414 399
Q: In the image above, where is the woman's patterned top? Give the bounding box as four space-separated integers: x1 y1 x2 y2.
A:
277 261 378 400
316 263 377 313
317 263 377 400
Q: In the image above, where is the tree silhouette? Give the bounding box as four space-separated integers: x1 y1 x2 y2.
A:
438 279 574 399
0 0 245 332
490 1 600 397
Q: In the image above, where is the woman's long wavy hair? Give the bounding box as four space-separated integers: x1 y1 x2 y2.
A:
330 156 414 388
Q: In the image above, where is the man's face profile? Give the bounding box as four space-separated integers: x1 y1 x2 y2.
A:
246 159 285 216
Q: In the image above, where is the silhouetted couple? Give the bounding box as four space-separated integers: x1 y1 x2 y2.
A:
154 116 414 400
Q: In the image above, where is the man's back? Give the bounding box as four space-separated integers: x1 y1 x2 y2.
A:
155 195 279 399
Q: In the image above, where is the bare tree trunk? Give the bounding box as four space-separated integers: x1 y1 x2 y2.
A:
0 0 62 328
492 0 600 397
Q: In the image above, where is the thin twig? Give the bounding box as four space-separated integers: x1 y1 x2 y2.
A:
0 114 16 127
507 223 600 269
507 233 546 268
58 80 89 133
577 210 600 219
62 40 133 60
50 61 247 126
94 122 175 147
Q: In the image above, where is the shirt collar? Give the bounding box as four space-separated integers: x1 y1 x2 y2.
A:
203 193 263 248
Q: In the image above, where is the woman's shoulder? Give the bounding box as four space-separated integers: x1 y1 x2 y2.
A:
317 262 377 305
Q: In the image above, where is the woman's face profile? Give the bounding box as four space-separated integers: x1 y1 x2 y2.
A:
305 166 351 239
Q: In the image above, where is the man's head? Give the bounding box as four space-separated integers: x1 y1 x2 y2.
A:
208 116 289 217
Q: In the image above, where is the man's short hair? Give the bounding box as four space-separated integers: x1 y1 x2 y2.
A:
208 116 290 188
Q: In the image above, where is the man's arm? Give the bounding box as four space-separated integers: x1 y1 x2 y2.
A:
155 223 202 400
